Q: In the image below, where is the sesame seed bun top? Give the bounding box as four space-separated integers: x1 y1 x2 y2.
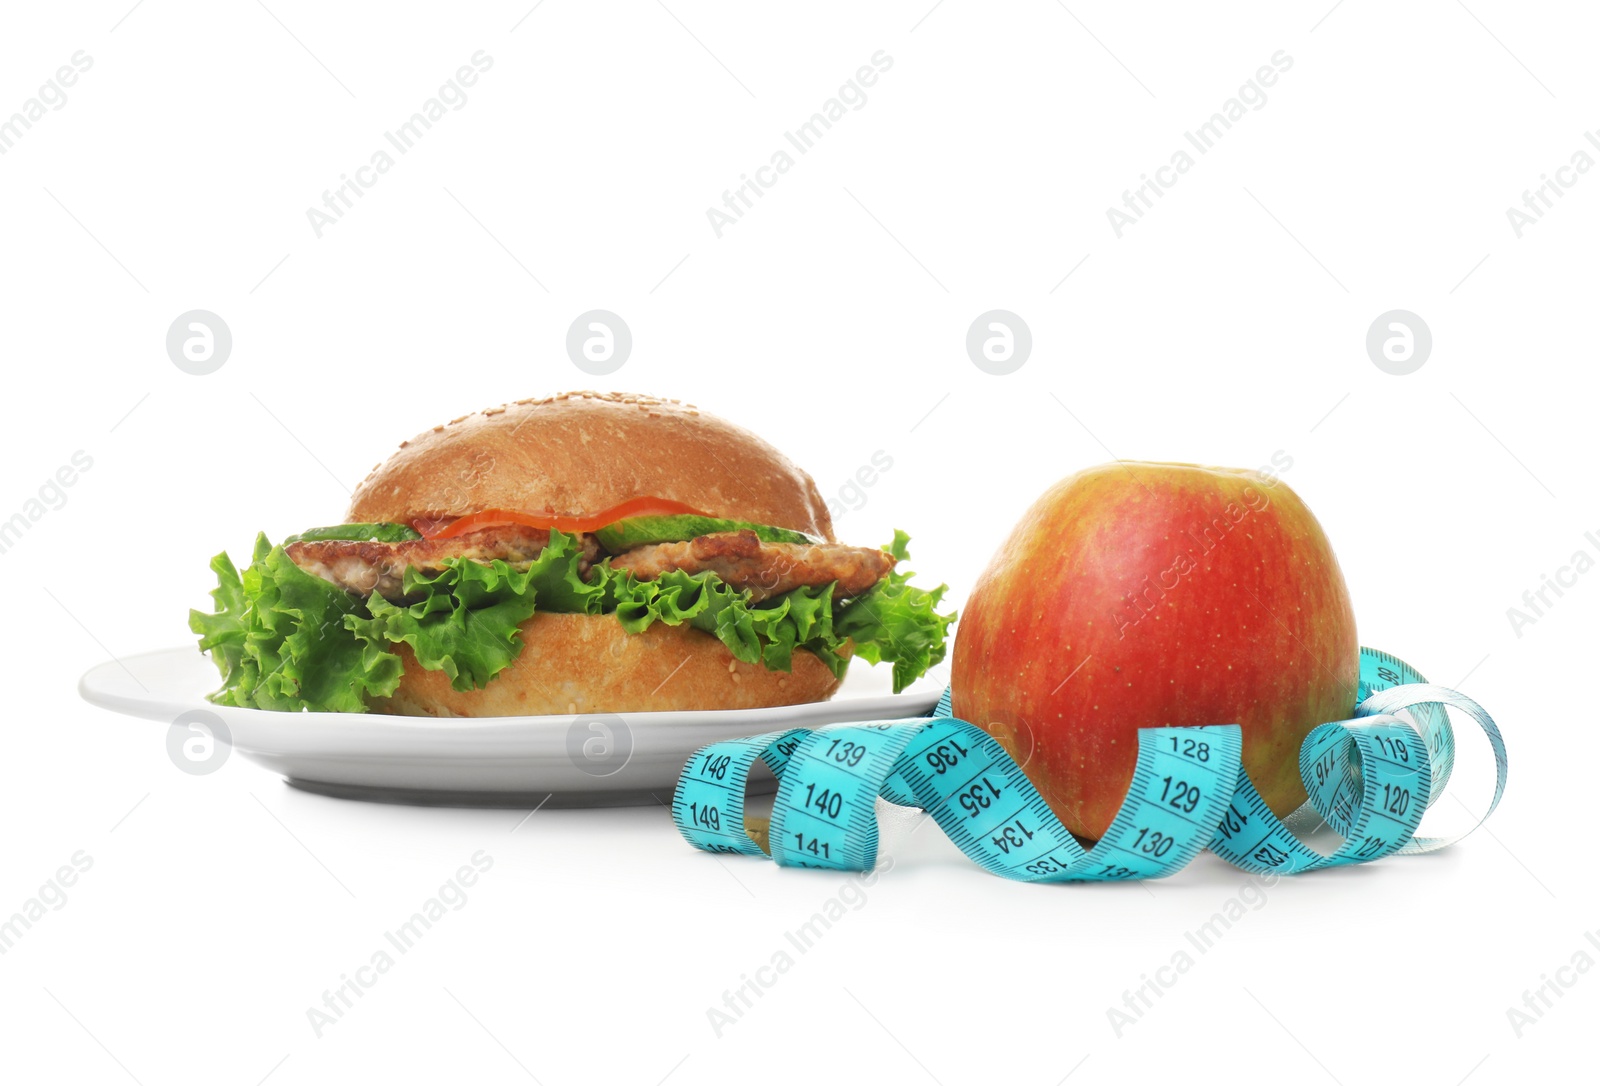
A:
347 391 835 541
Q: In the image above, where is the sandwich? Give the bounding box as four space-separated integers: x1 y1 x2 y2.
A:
190 391 954 716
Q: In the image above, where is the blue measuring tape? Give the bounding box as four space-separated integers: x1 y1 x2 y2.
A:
671 647 1507 880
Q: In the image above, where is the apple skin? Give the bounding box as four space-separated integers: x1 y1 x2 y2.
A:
950 462 1358 841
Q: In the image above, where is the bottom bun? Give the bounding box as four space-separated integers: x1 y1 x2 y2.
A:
372 611 845 717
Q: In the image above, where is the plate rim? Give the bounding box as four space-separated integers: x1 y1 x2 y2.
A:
78 645 944 733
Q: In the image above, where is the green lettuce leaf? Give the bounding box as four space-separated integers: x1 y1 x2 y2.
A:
188 534 404 713
191 528 955 711
834 530 955 692
345 530 603 692
603 569 852 679
347 560 539 692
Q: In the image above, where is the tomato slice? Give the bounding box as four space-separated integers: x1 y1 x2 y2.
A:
418 497 708 540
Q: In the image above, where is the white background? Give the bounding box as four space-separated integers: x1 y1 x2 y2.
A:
1 1 1593 1083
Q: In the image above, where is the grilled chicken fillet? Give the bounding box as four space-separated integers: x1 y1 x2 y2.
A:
286 526 895 604
285 526 598 600
607 530 896 602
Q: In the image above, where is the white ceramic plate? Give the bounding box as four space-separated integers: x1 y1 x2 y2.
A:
79 647 944 807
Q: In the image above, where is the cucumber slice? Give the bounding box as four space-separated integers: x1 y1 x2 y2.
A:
283 522 422 545
595 515 814 551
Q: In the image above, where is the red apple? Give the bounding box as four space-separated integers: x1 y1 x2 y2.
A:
951 462 1358 840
